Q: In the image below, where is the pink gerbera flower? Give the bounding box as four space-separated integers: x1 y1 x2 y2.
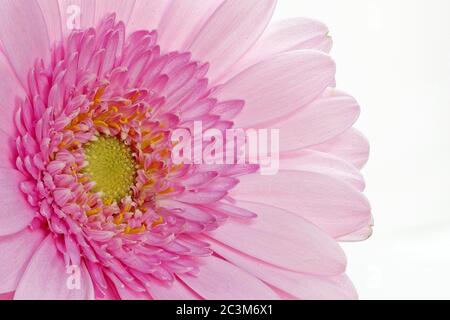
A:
0 0 371 300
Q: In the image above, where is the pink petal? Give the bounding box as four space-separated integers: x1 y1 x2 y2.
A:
178 256 279 300
281 150 365 191
210 239 357 300
213 50 335 128
182 171 218 187
105 271 151 300
188 0 276 83
127 0 171 32
231 170 371 238
0 131 16 170
274 88 360 152
14 235 94 300
0 292 14 300
0 0 50 86
208 201 258 219
0 52 27 136
54 188 73 207
158 0 224 53
311 128 370 169
337 214 374 242
0 227 47 293
225 17 333 82
95 0 136 25
0 169 36 236
176 190 227 205
37 0 63 43
95 284 120 300
147 278 201 300
201 177 239 192
211 100 244 120
207 201 346 275
159 200 216 224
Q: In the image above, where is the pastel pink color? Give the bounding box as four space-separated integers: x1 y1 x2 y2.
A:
0 0 371 300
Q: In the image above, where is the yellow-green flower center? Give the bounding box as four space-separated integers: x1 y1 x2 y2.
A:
84 136 136 202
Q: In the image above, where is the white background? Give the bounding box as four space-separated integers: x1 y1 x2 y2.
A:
274 0 450 299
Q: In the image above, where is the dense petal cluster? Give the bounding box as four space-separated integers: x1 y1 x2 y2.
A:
0 0 371 300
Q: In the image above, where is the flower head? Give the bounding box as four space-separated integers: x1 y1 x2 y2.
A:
0 0 371 300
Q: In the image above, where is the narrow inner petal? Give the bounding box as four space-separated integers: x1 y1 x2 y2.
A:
83 135 136 202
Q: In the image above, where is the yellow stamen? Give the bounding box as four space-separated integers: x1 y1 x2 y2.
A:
86 207 101 216
83 136 136 202
114 212 124 225
152 216 164 227
94 87 106 105
94 120 109 127
124 225 146 234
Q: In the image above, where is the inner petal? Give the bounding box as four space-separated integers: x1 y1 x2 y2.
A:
83 135 136 202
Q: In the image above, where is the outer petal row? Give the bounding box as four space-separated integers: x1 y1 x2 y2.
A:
14 235 94 300
231 170 372 239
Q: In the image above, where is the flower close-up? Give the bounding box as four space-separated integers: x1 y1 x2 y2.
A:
0 0 371 300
